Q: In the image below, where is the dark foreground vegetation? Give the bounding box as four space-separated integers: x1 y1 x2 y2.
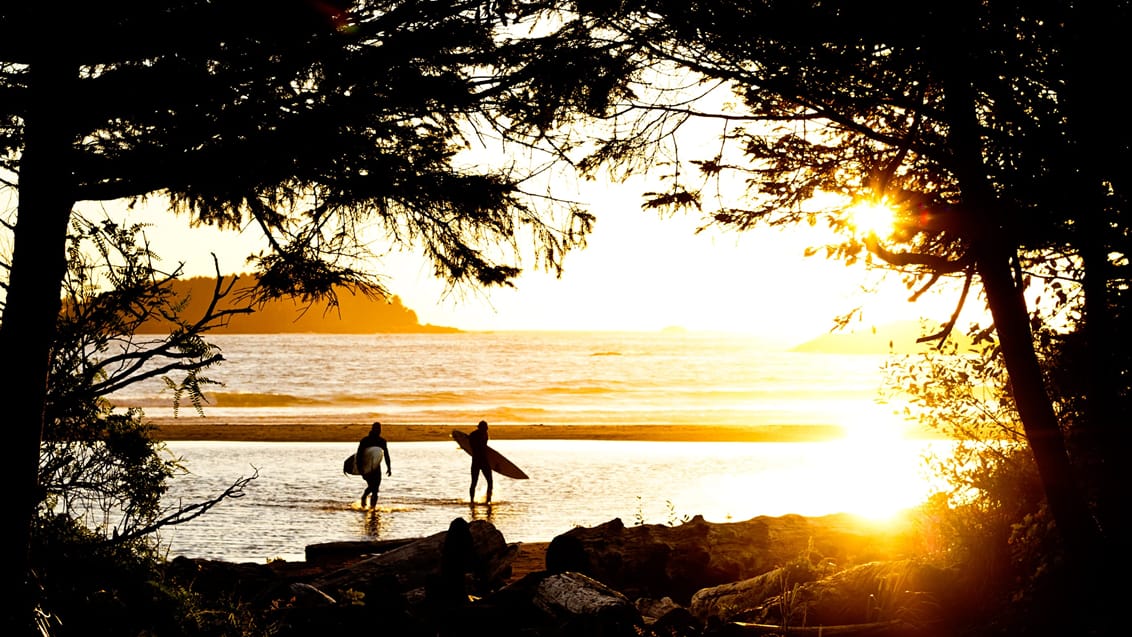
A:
34 501 1106 637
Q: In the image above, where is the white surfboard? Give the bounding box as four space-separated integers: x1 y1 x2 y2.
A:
343 447 384 476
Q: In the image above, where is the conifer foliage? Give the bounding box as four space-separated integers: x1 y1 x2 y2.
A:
1 3 627 631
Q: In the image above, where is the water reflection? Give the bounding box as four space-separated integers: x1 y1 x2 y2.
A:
469 503 495 525
362 509 386 537
160 439 956 563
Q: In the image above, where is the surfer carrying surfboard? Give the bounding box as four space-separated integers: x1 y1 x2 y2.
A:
355 421 392 508
467 420 492 505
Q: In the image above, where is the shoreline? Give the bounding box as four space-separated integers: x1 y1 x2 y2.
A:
151 419 944 443
151 420 849 443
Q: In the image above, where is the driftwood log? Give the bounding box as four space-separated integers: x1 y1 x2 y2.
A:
304 537 416 563
310 518 517 599
691 558 958 628
729 619 923 636
164 513 973 637
551 512 918 604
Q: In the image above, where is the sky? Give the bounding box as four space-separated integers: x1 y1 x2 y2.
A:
101 176 967 350
61 69 978 349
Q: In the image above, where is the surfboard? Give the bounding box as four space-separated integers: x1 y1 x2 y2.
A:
343 447 384 476
451 430 529 479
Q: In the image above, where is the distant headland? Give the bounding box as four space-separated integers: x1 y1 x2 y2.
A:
790 319 972 354
134 275 460 334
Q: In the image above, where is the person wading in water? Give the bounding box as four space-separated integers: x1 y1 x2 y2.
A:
356 421 392 508
467 420 492 505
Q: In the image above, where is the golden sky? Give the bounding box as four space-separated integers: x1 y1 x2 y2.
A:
100 181 964 350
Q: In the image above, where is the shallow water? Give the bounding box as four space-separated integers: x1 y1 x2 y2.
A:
116 332 950 562
157 438 953 563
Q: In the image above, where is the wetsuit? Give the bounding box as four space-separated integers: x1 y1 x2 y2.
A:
468 424 493 504
356 429 391 507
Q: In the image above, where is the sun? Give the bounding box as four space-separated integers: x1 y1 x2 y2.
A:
847 199 899 239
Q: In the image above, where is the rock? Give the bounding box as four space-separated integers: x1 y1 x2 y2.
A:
425 517 478 607
545 533 589 574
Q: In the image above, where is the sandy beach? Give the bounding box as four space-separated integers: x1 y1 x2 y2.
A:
150 419 849 443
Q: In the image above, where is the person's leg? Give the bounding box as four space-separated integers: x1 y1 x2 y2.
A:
373 472 387 509
484 469 493 504
469 464 479 504
364 473 381 507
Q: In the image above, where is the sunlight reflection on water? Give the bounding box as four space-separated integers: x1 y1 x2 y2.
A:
158 439 955 563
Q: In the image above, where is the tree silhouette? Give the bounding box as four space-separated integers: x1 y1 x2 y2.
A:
564 0 1125 603
1 3 627 630
33 216 259 635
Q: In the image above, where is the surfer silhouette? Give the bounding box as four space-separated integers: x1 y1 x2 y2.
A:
468 420 492 505
356 421 391 508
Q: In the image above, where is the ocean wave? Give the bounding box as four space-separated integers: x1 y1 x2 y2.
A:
107 333 899 430
203 392 330 407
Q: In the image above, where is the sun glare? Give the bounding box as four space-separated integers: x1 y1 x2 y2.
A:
847 200 899 239
828 411 929 521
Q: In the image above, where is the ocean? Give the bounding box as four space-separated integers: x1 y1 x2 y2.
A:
107 332 952 563
112 331 904 430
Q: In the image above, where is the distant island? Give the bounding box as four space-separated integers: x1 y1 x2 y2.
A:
790 320 972 354
134 275 460 334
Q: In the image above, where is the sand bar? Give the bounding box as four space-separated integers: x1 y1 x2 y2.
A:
151 420 850 443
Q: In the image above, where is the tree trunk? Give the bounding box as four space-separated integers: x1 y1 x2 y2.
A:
974 242 1100 569
1064 1 1123 562
1073 164 1120 564
0 55 76 634
935 1 1102 579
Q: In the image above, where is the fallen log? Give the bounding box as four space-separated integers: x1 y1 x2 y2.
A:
732 619 920 636
531 572 643 636
304 537 416 563
310 518 516 598
556 512 913 604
